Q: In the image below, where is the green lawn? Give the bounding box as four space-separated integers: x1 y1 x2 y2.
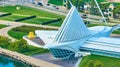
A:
18 45 49 56
0 15 26 21
8 25 57 39
79 54 120 67
0 5 64 26
0 36 49 56
8 30 27 39
0 15 55 24
48 0 63 6
0 24 7 29
0 5 64 18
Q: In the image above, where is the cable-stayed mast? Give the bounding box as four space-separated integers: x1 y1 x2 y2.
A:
94 0 107 24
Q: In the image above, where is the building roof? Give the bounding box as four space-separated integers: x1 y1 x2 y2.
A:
81 37 120 53
88 37 120 46
54 6 91 43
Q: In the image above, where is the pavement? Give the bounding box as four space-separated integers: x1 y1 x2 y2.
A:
33 53 79 67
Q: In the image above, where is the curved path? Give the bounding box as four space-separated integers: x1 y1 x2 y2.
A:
0 20 59 41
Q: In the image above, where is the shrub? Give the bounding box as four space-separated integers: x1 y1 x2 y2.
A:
0 36 49 55
0 36 11 48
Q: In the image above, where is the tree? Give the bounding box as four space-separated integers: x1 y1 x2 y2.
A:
66 0 85 10
10 39 28 52
113 5 120 18
113 5 120 14
100 3 110 12
0 36 11 48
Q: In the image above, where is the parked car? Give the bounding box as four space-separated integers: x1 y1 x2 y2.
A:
81 14 87 19
37 2 43 6
52 6 59 10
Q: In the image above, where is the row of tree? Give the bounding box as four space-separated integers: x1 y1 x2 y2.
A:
0 36 28 52
0 36 49 55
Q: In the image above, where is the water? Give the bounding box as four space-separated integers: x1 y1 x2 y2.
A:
0 55 28 67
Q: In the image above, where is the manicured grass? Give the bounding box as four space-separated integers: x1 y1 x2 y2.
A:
0 36 49 56
113 29 120 34
0 15 54 25
79 54 120 67
22 18 53 24
0 5 64 18
8 25 57 39
8 30 27 39
0 15 26 21
87 23 106 27
48 0 63 6
19 45 49 56
0 24 7 29
0 5 65 26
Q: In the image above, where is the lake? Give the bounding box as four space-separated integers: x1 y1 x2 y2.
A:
0 55 28 67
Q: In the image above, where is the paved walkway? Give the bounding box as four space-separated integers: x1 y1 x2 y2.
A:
33 53 79 67
0 20 59 41
0 47 61 67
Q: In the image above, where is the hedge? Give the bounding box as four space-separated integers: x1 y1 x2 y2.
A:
15 16 36 22
41 18 62 25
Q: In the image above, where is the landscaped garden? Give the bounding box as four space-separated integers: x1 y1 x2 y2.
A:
0 36 49 56
8 25 57 39
0 24 7 29
79 54 120 67
0 5 64 26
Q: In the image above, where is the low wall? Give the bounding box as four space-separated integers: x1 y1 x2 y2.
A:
0 47 61 67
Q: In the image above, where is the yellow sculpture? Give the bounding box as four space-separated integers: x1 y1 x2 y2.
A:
28 32 35 39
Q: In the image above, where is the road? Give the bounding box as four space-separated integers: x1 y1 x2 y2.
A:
1 0 120 23
23 3 120 24
0 20 59 41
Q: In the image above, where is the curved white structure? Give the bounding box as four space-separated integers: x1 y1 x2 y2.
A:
35 5 120 59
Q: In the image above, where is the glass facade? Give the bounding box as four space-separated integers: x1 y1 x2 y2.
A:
80 47 120 58
49 48 75 59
